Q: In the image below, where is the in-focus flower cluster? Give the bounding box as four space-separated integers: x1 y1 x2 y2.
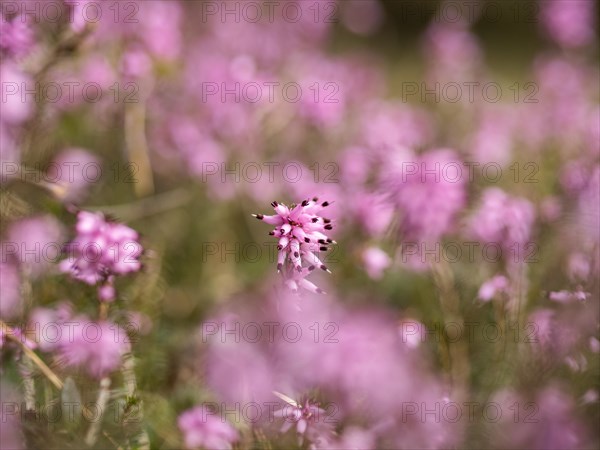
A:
60 211 143 301
253 199 334 294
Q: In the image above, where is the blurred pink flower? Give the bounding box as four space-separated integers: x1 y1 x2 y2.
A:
0 63 33 125
388 149 467 242
178 406 238 450
0 260 20 319
549 290 589 304
0 13 35 58
494 386 590 449
582 389 599 404
561 160 589 194
120 48 154 80
422 21 482 83
540 0 596 48
60 211 143 299
363 102 432 152
398 319 427 349
340 146 371 186
6 215 65 277
527 306 596 367
29 302 74 352
525 56 596 151
477 275 509 302
568 252 591 282
469 105 516 167
64 0 93 33
206 341 275 408
362 246 391 280
349 192 394 237
136 1 182 60
539 196 562 222
467 188 535 251
57 319 130 379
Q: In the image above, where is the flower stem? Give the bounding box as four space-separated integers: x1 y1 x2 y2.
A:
430 260 470 400
0 320 63 390
85 377 111 447
121 353 150 449
19 357 36 410
99 302 109 321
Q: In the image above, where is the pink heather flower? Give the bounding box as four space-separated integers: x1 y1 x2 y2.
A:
135 1 182 60
0 261 20 319
363 102 432 152
349 192 394 238
205 336 276 407
567 252 591 281
582 389 599 404
564 354 587 372
28 302 74 352
57 319 130 379
0 326 36 350
525 56 595 151
362 246 391 280
539 196 562 222
0 14 35 58
467 188 535 251
273 395 332 446
398 319 427 349
60 211 143 299
120 48 154 80
422 21 482 83
63 1 92 33
178 406 238 450
495 386 590 449
8 327 36 350
387 149 467 241
548 290 589 304
0 63 33 125
469 105 516 167
561 160 590 194
97 279 116 302
477 275 509 302
540 0 596 48
527 306 596 367
293 55 350 128
7 215 65 277
253 199 335 294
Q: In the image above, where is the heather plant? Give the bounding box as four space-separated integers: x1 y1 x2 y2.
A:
0 1 598 450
